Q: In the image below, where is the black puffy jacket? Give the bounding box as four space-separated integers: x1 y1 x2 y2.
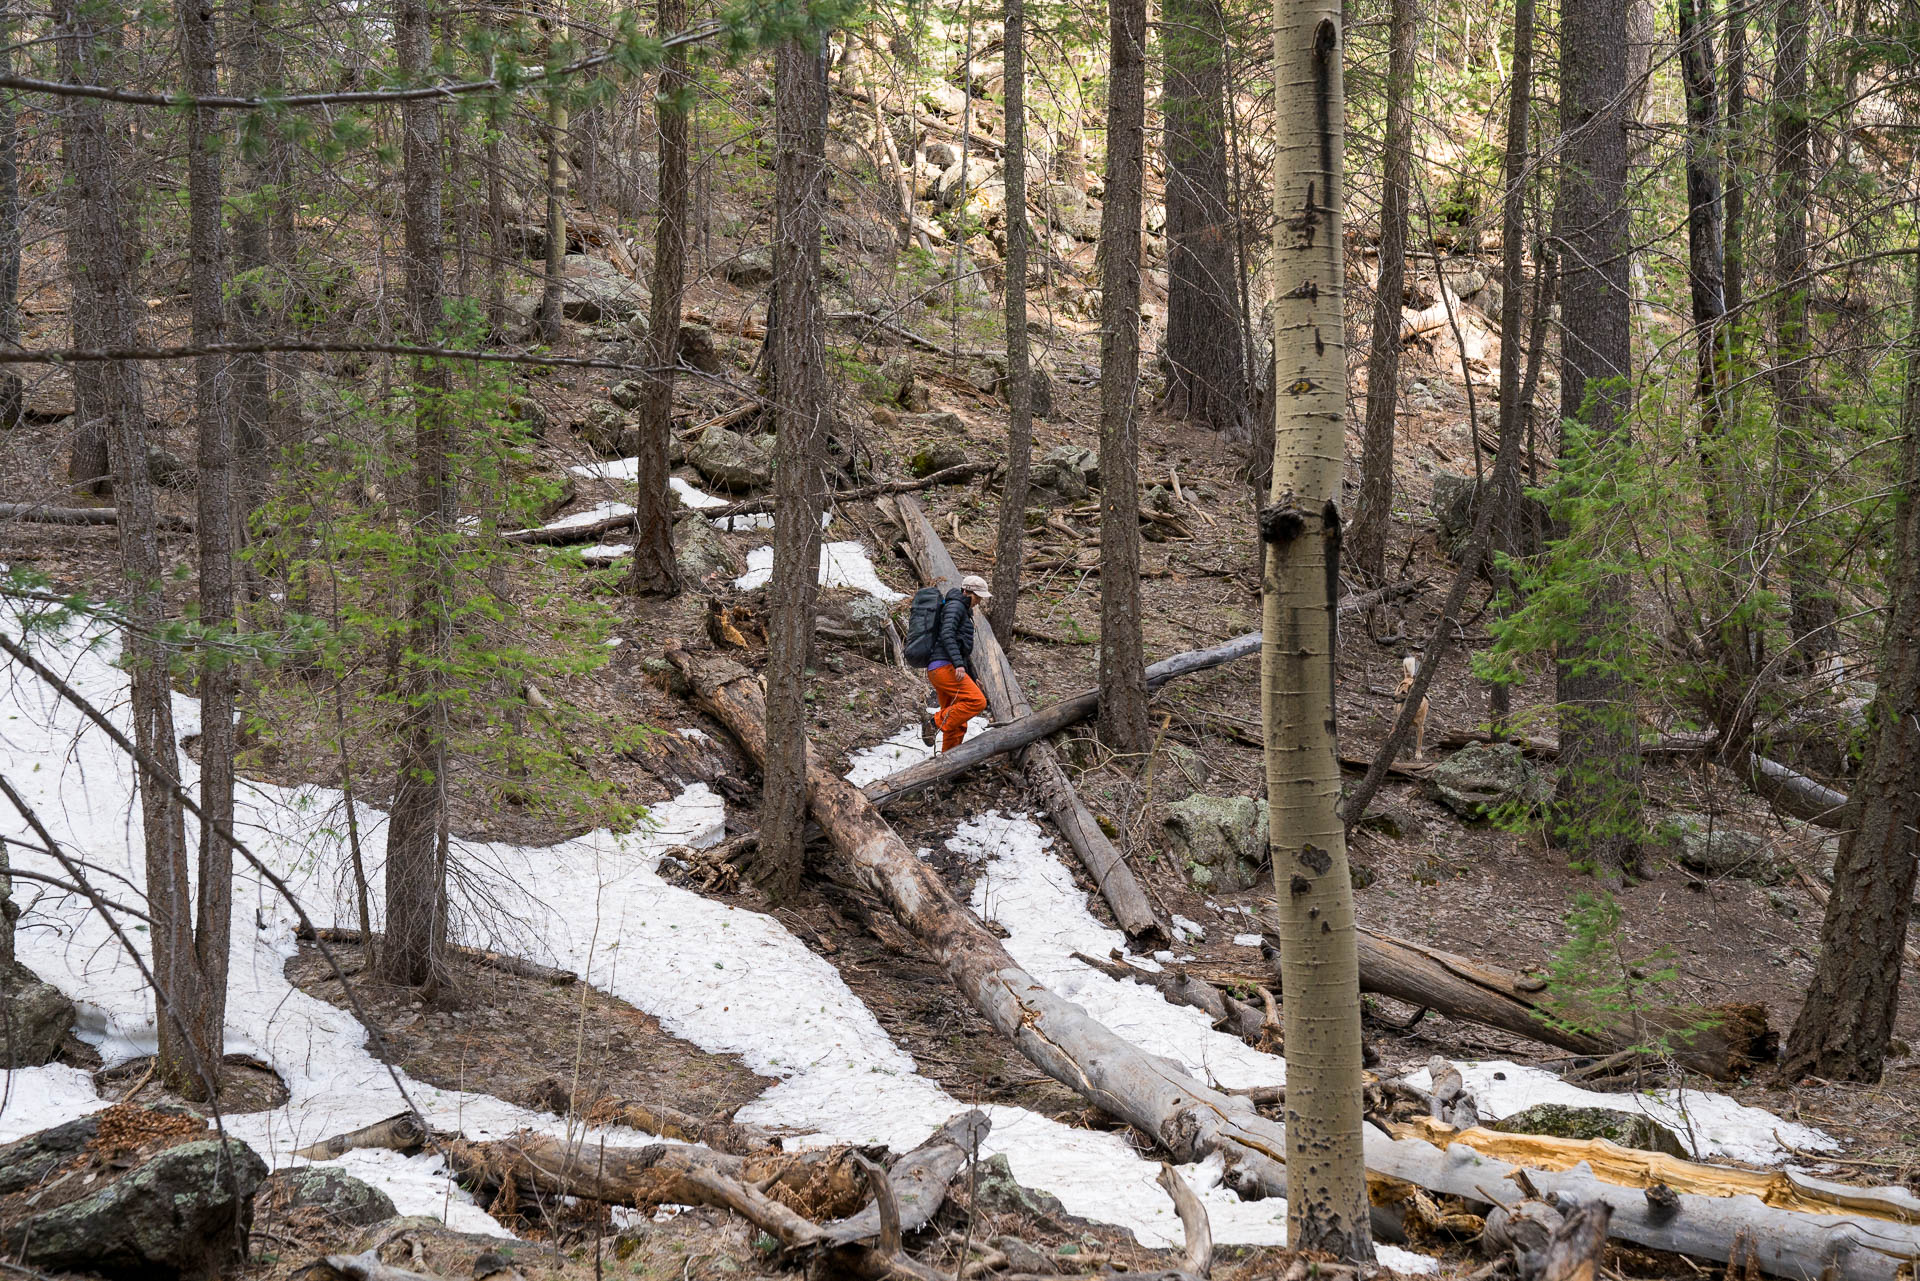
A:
931 588 975 669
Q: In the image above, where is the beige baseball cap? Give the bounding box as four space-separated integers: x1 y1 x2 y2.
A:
961 574 992 600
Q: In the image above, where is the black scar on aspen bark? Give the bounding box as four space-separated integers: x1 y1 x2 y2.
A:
1313 19 1338 208
1290 874 1312 896
1323 499 1342 673
1299 845 1332 875
1259 500 1306 545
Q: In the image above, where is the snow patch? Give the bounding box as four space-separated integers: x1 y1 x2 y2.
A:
1403 1059 1835 1164
843 719 983 787
1232 933 1264 949
733 541 905 601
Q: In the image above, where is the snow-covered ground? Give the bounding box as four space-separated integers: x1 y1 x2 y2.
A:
0 611 1827 1267
733 541 903 601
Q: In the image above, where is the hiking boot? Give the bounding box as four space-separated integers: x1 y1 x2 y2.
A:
920 708 938 747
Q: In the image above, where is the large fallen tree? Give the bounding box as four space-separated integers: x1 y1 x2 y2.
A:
886 494 1169 945
667 645 1920 1281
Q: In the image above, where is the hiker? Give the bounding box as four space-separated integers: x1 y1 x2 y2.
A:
907 575 991 752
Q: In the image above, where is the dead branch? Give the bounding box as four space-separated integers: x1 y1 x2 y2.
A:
0 502 194 532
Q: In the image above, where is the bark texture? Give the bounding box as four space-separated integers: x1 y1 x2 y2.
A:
0 0 20 433
1553 0 1643 877
1348 0 1416 585
1265 0 1370 1259
1160 0 1245 434
179 0 234 1098
987 0 1032 640
1096 0 1150 753
380 0 453 987
629 0 689 596
1781 262 1920 1083
759 36 831 897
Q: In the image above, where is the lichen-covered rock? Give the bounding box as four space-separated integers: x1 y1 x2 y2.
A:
1355 806 1425 841
673 515 736 585
1029 367 1054 419
1 1134 267 1279
1162 793 1269 891
677 322 724 374
1430 471 1548 559
688 425 773 492
0 961 75 1067
970 1154 1066 1219
1030 444 1098 500
559 254 649 323
577 403 630 458
911 441 969 477
260 1166 397 1228
608 379 647 410
1665 813 1787 883
1429 742 1552 819
724 248 774 286
506 394 549 438
1492 1103 1687 1158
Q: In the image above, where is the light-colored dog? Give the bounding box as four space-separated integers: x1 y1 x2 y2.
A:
1395 654 1429 761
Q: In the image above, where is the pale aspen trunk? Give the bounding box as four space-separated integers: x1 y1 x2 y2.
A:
538 6 572 344
1263 0 1370 1259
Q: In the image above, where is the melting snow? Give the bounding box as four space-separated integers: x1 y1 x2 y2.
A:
733 541 904 601
511 500 634 538
1402 1059 1833 1165
843 719 984 787
1232 933 1264 949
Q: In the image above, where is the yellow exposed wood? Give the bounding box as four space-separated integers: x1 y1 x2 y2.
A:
1390 1117 1920 1225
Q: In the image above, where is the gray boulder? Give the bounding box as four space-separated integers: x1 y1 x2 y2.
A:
688 426 773 492
147 447 192 489
1666 813 1787 883
970 1154 1066 1219
1430 470 1548 559
558 254 649 323
1030 443 1098 499
1429 742 1552 819
724 248 774 286
678 321 724 373
1493 1103 1687 1158
1162 794 1270 891
261 1166 397 1227
911 441 969 477
1029 367 1054 419
817 594 895 661
576 403 631 459
673 515 735 585
608 379 647 410
1 1131 268 1280
0 961 75 1067
1045 182 1102 241
506 394 549 438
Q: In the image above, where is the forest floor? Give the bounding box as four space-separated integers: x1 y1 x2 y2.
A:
3 62 1918 1281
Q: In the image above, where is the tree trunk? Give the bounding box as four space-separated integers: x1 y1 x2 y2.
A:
1348 0 1416 585
987 0 1032 641
1483 0 1533 731
538 12 572 345
628 0 689 597
59 8 111 500
1160 0 1245 435
759 36 831 898
179 0 234 1100
58 0 215 1093
229 0 285 521
1096 0 1150 754
1552 0 1643 879
381 0 452 989
1265 0 1370 1258
0 0 21 433
1781 260 1920 1084
1771 5 1834 668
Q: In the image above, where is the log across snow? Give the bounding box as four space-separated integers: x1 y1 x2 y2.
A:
3 611 1900 1278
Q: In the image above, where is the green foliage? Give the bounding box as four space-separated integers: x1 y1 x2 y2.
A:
244 314 645 836
1538 890 1684 1056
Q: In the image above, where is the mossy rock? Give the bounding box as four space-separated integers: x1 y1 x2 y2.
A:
1492 1103 1687 1157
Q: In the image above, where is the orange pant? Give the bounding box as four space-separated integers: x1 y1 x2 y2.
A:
927 664 987 752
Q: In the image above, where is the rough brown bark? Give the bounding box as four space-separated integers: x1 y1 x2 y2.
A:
759 36 831 898
0 0 19 433
56 0 216 1096
1553 0 1643 878
380 0 452 988
229 0 285 521
890 496 1169 947
987 0 1032 641
1348 0 1416 585
1160 0 1245 435
628 0 689 597
1781 261 1920 1084
179 0 234 1100
1771 6 1835 668
1096 0 1150 754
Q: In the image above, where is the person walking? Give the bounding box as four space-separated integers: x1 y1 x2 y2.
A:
920 575 991 752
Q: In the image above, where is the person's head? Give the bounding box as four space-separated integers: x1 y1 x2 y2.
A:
961 574 993 609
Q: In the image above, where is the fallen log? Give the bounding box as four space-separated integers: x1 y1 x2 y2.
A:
888 494 1169 947
668 646 1920 1280
295 925 578 985
309 1251 442 1281
1742 753 1850 830
704 462 999 522
1348 928 1774 1080
864 630 1262 810
502 504 637 546
294 1111 428 1161
1072 950 1272 1048
0 501 194 532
